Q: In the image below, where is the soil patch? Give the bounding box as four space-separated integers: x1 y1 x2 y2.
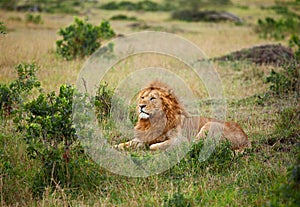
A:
215 44 296 66
172 10 243 23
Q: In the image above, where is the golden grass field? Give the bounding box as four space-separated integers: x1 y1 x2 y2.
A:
0 0 283 90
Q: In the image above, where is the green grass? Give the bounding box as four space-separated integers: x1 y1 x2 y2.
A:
1 92 298 206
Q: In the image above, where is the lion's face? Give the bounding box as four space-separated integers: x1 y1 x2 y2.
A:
137 89 164 120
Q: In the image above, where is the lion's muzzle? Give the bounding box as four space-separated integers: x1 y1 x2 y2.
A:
139 104 150 119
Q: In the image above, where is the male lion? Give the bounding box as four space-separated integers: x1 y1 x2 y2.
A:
116 81 251 151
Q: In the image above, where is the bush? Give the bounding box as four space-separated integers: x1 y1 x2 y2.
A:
8 16 22 22
256 1 300 40
0 64 110 197
25 13 43 24
20 84 102 196
100 1 119 10
0 63 41 118
289 35 300 62
0 0 17 10
256 17 300 40
95 82 114 122
110 14 137 21
56 17 115 60
100 0 173 11
172 0 231 12
265 64 299 96
0 21 7 34
44 1 78 14
98 20 116 40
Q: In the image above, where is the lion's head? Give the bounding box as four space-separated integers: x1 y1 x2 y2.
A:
134 81 188 144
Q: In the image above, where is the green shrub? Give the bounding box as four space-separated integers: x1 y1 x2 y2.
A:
0 21 7 34
0 0 17 10
256 17 299 40
56 17 115 60
8 16 22 22
136 0 160 11
44 5 78 14
110 14 137 21
289 35 300 62
256 1 300 40
100 1 119 10
0 64 109 197
100 0 174 11
270 5 300 19
19 84 102 196
25 13 43 24
0 63 41 118
265 64 299 95
95 82 114 122
36 1 79 14
170 0 231 12
118 1 136 10
98 20 116 40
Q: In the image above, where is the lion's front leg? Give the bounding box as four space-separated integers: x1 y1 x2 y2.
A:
115 138 146 150
149 139 172 151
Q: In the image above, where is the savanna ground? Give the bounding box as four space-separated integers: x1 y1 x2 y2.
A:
0 0 299 206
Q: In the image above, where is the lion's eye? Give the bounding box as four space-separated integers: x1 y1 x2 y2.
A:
141 96 144 99
150 97 156 101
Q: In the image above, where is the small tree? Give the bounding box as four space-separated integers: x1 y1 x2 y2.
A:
56 17 115 60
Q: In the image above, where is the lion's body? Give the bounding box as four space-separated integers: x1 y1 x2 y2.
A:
116 81 251 151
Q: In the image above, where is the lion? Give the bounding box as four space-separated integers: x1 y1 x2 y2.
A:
115 81 251 152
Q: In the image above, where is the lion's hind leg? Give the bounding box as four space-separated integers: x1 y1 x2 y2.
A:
196 121 250 151
196 122 223 141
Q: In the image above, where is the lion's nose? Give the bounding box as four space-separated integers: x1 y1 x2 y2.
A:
139 104 146 109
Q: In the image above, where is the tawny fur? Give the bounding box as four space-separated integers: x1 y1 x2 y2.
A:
116 81 251 151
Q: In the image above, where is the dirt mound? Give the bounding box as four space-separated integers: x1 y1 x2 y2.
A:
172 10 243 23
215 44 295 66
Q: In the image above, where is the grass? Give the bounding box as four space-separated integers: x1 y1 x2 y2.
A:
0 0 299 206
